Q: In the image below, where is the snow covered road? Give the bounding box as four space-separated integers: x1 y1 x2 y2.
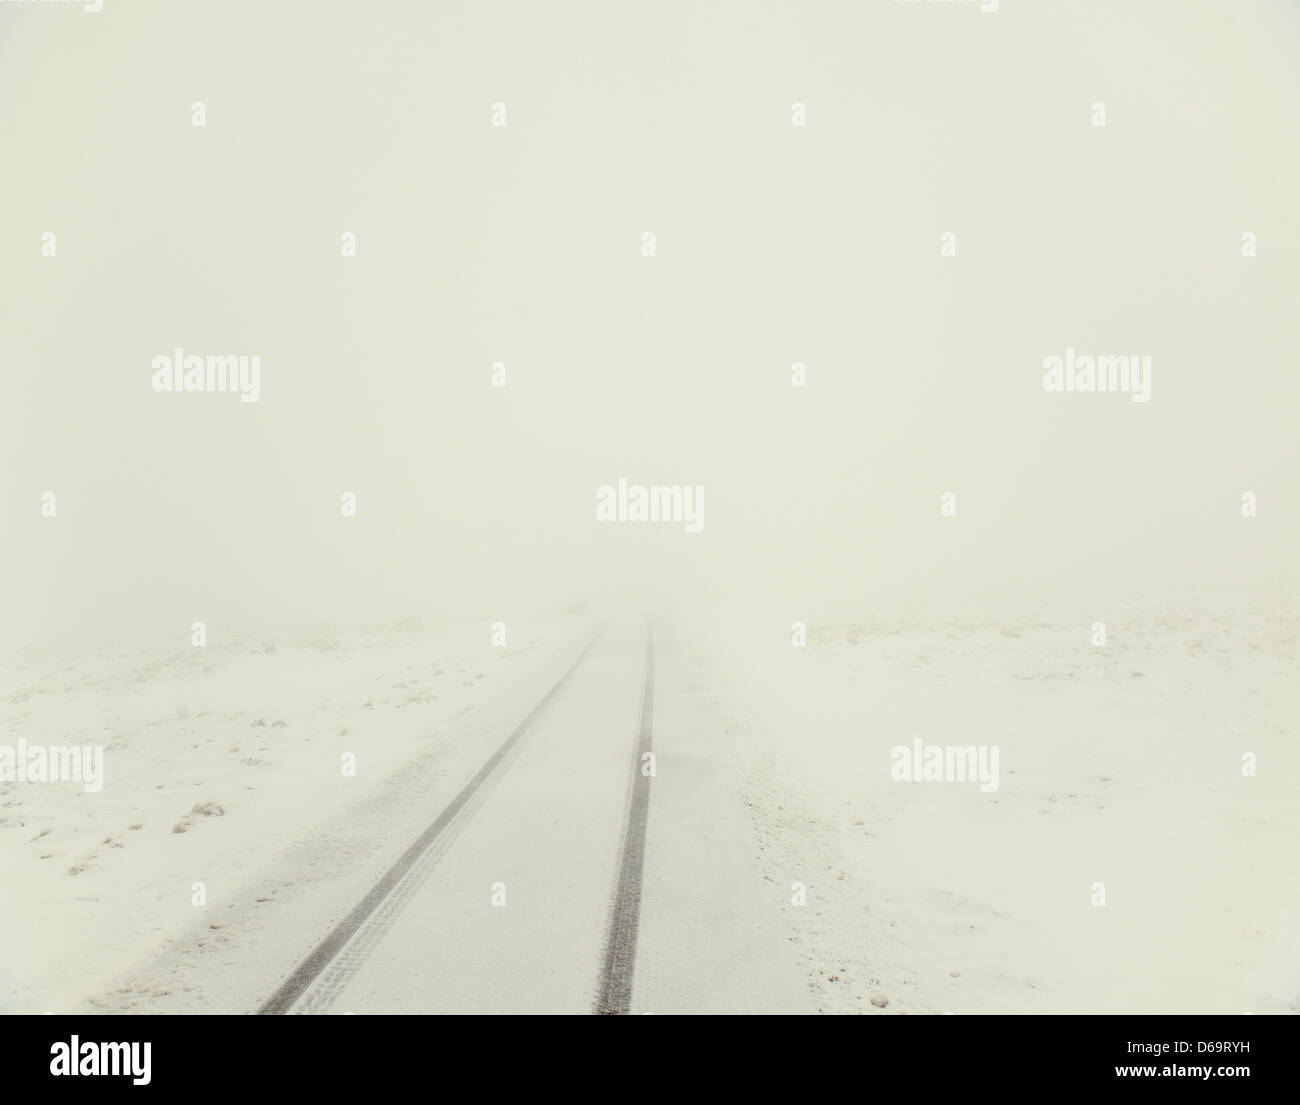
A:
65 616 805 1015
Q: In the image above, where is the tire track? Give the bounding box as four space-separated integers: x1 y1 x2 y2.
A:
257 625 605 1015
594 623 655 1015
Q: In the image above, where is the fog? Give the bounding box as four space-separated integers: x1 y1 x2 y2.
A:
3 0 1298 648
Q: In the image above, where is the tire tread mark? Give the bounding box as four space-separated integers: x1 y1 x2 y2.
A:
594 624 654 1015
256 625 605 1015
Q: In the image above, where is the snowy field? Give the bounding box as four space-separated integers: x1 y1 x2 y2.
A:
4 605 1292 1015
0 616 582 1013
694 605 1300 1014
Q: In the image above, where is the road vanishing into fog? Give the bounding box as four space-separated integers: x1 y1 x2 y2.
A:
254 619 803 1015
